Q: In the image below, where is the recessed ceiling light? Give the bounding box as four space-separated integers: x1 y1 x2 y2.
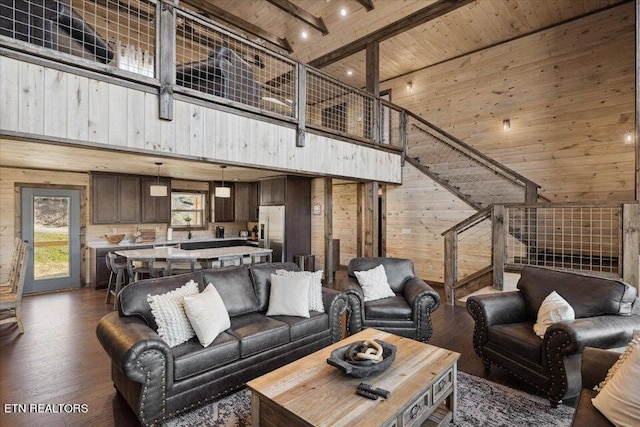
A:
346 70 353 76
301 31 308 39
340 8 347 16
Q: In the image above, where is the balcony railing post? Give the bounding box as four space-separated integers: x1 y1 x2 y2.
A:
444 229 458 306
296 64 306 147
158 0 176 121
492 205 505 290
400 110 408 165
622 203 639 289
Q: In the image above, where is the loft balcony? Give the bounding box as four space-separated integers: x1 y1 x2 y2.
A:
0 0 403 184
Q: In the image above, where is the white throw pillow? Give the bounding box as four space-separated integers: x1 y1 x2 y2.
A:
183 283 231 348
533 291 575 338
147 280 199 347
266 274 310 318
354 264 395 302
592 338 640 427
275 269 324 312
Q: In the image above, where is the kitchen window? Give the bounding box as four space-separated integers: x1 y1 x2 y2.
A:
171 192 206 228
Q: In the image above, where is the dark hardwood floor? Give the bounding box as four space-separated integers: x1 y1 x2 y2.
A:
0 278 574 427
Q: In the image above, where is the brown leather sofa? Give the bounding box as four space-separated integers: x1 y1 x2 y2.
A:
341 257 440 342
466 266 639 407
571 347 620 427
96 262 347 426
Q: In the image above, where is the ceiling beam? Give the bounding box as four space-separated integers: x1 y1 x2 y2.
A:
309 0 473 68
355 0 375 12
265 0 329 35
181 0 293 53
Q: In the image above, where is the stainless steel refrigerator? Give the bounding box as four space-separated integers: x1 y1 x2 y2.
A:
258 205 285 262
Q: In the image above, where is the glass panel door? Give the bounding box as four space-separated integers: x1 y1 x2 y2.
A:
21 188 81 293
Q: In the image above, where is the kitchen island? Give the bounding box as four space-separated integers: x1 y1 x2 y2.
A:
88 237 258 288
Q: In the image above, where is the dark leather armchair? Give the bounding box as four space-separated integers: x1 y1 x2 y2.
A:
571 347 621 427
341 257 440 342
466 266 639 407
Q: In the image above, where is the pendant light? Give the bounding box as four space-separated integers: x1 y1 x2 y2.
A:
215 165 231 198
150 162 168 197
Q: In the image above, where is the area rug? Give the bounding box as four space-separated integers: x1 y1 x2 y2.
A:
161 371 575 427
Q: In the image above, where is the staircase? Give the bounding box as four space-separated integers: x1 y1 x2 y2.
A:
405 112 544 209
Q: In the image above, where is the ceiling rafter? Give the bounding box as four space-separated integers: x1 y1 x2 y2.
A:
355 0 375 12
309 0 473 68
265 0 329 35
181 0 293 53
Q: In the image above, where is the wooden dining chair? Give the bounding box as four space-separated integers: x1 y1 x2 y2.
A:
0 240 30 333
0 238 25 295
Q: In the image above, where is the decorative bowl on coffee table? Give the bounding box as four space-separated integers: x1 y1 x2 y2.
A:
326 339 397 378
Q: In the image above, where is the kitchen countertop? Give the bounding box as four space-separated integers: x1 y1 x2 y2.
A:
88 236 251 249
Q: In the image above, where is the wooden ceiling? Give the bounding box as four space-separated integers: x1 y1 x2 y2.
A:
191 0 627 88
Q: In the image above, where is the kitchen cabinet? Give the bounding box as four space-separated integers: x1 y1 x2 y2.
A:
212 182 235 222
141 176 171 223
249 182 259 221
234 182 260 222
259 176 286 205
92 173 141 224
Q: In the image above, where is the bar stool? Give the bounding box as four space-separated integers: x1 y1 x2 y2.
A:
165 258 202 276
106 253 127 307
251 253 272 264
219 255 241 267
127 257 166 283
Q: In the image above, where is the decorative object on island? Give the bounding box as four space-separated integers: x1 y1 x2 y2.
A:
184 216 192 239
326 339 396 378
214 166 231 198
103 234 125 244
150 162 167 197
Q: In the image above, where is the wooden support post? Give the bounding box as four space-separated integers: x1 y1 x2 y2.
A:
443 230 457 306
622 203 639 290
524 182 538 204
363 182 378 257
492 205 505 290
380 185 386 257
296 64 306 147
357 184 363 257
366 41 380 143
400 111 408 164
524 182 538 263
158 0 176 120
324 178 334 285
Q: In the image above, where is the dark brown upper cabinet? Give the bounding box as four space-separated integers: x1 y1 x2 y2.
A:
234 182 260 222
92 173 141 224
259 176 286 206
212 182 235 222
141 176 171 223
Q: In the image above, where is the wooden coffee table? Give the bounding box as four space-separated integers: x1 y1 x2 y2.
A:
247 328 460 427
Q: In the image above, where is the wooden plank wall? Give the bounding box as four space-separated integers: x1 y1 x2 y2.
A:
0 55 402 184
310 178 325 274
380 2 636 202
385 163 478 283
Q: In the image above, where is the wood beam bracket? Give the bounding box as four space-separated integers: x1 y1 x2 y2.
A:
355 0 375 12
266 0 329 35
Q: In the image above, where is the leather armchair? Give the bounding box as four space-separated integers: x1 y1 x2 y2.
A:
341 257 440 342
571 347 621 427
467 266 639 407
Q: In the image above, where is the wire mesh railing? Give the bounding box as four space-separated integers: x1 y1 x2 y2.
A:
506 204 622 274
174 8 296 118
407 115 536 209
305 69 375 141
457 214 492 279
1 0 157 76
380 100 404 148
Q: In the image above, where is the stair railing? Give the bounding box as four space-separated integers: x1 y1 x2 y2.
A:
443 201 639 305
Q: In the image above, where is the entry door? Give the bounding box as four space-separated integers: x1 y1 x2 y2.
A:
21 188 81 293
